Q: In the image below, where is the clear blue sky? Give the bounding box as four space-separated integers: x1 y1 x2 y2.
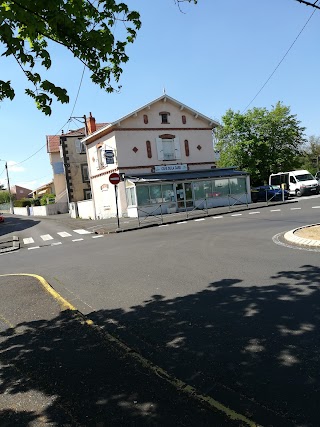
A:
1 0 319 190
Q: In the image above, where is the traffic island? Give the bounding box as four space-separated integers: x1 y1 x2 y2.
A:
284 224 320 247
0 236 20 253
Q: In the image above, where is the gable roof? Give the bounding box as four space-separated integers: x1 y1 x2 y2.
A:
83 94 220 143
47 124 109 153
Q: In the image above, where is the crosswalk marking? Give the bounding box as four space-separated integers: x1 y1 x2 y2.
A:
72 238 84 242
23 237 34 245
92 235 103 238
73 229 92 234
41 234 54 241
57 231 72 237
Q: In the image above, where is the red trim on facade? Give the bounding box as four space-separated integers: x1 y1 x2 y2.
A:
146 141 152 158
184 140 190 157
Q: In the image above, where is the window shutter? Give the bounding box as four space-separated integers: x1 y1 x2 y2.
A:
184 140 190 157
174 138 181 160
75 139 82 153
156 138 164 160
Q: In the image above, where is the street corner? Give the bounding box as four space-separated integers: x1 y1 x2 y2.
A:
0 274 73 330
0 236 20 254
283 224 320 248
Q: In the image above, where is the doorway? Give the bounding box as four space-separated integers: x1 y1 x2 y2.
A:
175 182 194 210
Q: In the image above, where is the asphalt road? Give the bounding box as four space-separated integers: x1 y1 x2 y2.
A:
1 196 320 426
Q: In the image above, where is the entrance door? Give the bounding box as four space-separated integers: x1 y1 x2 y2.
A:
176 182 194 210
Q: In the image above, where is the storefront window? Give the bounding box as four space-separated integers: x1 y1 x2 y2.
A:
229 177 247 194
193 181 205 199
213 179 229 196
149 185 162 203
126 187 137 206
162 184 175 202
136 186 150 205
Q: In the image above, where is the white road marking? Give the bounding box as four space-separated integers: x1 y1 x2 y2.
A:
270 209 281 212
231 214 242 217
290 208 301 210
72 238 84 242
28 246 40 250
92 235 104 238
194 218 205 221
41 234 54 241
51 242 62 246
159 224 169 227
57 231 72 237
249 212 260 215
177 221 187 224
23 237 34 245
312 206 320 209
212 216 223 219
73 229 92 234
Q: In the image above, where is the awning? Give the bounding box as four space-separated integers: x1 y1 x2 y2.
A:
127 168 248 184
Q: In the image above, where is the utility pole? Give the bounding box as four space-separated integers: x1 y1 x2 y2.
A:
1 161 14 214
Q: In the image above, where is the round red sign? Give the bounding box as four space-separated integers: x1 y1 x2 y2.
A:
109 172 121 185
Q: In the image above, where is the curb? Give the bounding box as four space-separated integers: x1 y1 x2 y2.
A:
284 224 320 247
0 236 20 253
94 200 298 235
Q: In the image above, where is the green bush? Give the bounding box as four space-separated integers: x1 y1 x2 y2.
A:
40 193 55 205
14 198 32 207
0 190 10 204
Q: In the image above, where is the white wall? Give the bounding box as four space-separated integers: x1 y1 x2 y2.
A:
77 200 95 219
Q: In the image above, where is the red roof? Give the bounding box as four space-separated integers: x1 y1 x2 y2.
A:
46 124 108 153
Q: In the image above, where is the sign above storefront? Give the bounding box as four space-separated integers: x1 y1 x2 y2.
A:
154 164 188 173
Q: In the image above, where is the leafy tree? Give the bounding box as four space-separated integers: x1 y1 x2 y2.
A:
0 0 196 115
0 189 10 204
215 102 306 185
299 135 320 175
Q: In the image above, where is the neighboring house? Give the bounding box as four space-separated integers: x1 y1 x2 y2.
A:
11 185 32 200
83 94 251 219
31 181 55 199
46 115 108 203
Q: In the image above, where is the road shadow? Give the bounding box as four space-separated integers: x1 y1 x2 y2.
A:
0 216 40 237
88 265 320 427
1 265 319 426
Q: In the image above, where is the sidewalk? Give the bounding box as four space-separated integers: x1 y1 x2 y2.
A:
27 199 297 235
0 274 249 426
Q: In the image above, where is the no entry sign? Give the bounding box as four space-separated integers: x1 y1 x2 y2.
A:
109 172 121 185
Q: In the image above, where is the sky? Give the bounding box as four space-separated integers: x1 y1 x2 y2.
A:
1 0 319 191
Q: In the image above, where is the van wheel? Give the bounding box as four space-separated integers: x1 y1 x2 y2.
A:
296 189 302 197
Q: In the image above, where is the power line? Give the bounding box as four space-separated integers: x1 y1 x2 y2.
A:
69 65 86 120
242 7 317 113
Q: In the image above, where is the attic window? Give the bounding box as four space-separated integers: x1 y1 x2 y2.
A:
159 112 170 124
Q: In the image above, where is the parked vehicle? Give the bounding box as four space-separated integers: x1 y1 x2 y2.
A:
0 214 4 223
251 185 289 202
315 171 320 183
269 170 319 197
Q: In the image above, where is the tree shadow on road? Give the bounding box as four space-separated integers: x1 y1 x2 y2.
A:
0 216 40 237
0 265 319 426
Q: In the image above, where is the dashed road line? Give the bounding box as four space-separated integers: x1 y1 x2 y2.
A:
177 221 187 224
159 224 169 227
312 206 320 209
72 238 84 242
51 242 62 246
270 209 281 212
212 216 223 219
249 212 260 215
28 246 40 250
290 207 301 210
231 214 242 217
40 234 54 241
92 235 104 238
194 218 205 221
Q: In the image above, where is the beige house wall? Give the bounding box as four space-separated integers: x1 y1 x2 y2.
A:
50 152 68 203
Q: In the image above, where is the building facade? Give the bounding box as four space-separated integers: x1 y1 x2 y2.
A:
83 95 251 219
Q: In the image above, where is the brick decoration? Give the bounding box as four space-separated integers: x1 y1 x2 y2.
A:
184 140 190 157
146 141 152 158
197 145 202 150
182 115 186 124
132 147 138 153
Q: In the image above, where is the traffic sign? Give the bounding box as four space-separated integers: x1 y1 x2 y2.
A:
109 172 121 185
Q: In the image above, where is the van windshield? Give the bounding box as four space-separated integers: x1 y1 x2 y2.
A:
295 173 314 182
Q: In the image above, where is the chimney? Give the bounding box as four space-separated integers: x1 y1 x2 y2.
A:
86 112 96 135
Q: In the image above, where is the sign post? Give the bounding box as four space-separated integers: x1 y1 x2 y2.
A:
109 173 121 229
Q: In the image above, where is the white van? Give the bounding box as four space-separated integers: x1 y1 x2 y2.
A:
269 170 319 197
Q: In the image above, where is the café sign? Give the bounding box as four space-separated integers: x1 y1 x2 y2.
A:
154 164 188 173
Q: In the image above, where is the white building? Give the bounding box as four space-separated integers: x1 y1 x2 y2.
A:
83 95 251 219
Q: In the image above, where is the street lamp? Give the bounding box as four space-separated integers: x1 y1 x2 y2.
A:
0 160 14 214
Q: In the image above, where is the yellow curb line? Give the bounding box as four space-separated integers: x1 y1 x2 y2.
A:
0 273 258 427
